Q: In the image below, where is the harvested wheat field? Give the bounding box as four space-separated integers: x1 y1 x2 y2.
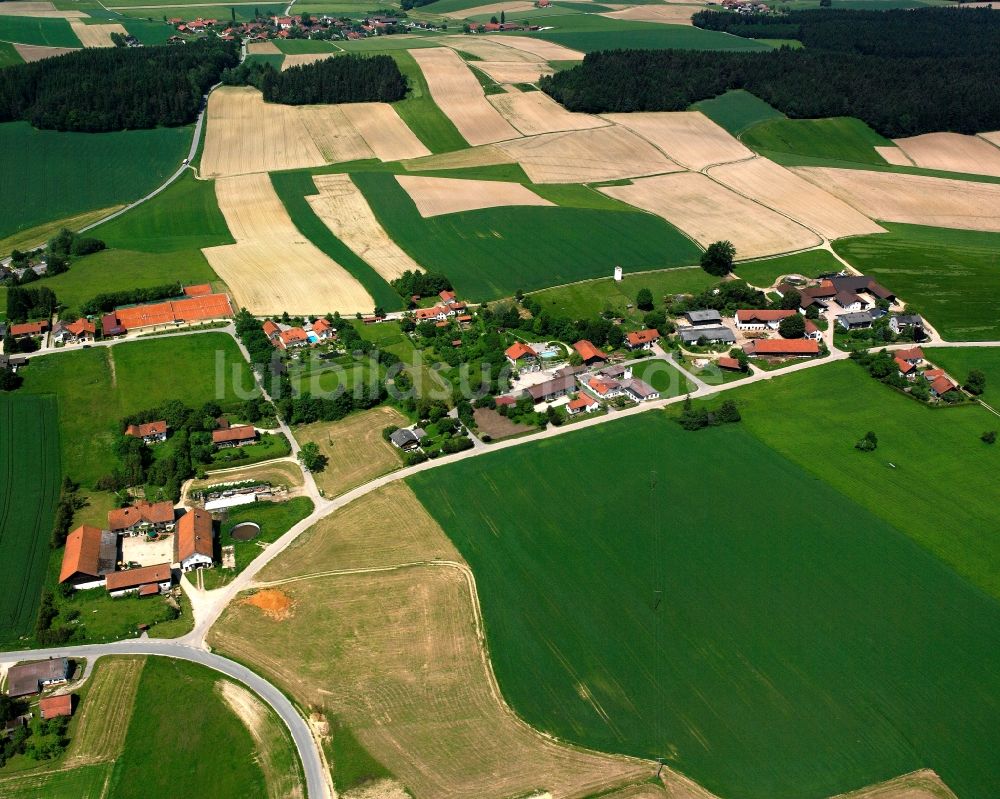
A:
476 60 552 85
281 52 336 70
309 174 424 280
211 569 655 799
601 4 703 24
203 173 374 314
444 36 539 63
401 144 515 172
339 102 430 161
0 0 85 16
69 20 126 47
708 157 885 240
296 105 375 163
293 406 407 498
63 656 145 767
443 0 535 17
247 39 280 54
13 42 75 61
411 48 521 146
829 770 957 799
892 132 1000 178
980 130 1000 148
397 174 553 217
603 111 753 170
792 167 1000 232
498 125 682 183
604 172 820 258
489 91 606 136
875 145 913 166
482 34 585 61
261 482 461 580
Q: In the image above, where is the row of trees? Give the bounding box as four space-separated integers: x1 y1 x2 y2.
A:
0 39 238 131
391 270 453 302
5 285 56 323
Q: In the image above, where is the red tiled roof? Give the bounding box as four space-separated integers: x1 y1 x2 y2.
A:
897 346 924 362
9 321 48 336
923 368 946 380
39 694 72 719
804 319 819 334
717 357 741 370
108 500 175 532
736 309 796 323
105 563 171 592
279 327 308 345
626 329 659 346
495 395 516 406
262 320 280 337
573 340 605 362
125 420 167 438
64 318 95 337
212 425 257 444
439 290 456 302
588 377 618 396
505 342 537 360
138 584 160 596
176 509 213 562
931 376 956 395
568 395 597 410
312 318 332 334
457 314 473 323
747 339 819 355
59 526 105 583
895 357 916 374
415 306 446 320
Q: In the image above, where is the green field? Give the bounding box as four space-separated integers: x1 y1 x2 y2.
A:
734 249 842 288
516 15 773 52
107 657 269 798
0 40 23 67
270 171 401 311
389 50 468 153
833 223 1000 341
409 406 1000 799
0 121 191 240
529 267 714 320
0 395 60 644
628 358 694 396
923 347 1000 407
0 764 112 799
741 116 893 167
353 171 701 300
0 16 80 46
691 90 784 136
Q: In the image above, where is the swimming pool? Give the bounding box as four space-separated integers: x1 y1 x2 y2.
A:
307 332 319 344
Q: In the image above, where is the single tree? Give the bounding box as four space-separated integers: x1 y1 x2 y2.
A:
636 287 654 311
700 240 736 277
982 430 997 444
778 289 801 311
778 313 806 339
500 9 506 23
715 399 741 424
298 441 327 472
855 430 878 451
965 369 986 396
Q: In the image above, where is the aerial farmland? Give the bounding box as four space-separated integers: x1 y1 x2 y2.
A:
1 2 1000 798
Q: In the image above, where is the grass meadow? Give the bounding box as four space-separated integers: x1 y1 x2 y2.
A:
0 395 60 645
734 248 842 288
741 116 892 167
922 347 1000 407
408 409 1000 799
0 41 23 67
0 764 112 799
691 89 784 136
0 122 191 240
0 16 79 46
629 358 694 396
353 171 702 300
833 223 1000 340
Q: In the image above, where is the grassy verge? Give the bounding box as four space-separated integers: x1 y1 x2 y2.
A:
733 249 842 288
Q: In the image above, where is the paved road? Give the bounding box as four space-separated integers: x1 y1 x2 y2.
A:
0 640 327 799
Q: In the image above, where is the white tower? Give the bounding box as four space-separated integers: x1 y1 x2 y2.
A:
613 265 623 282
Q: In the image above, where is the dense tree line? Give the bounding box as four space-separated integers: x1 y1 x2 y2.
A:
5 286 56 323
80 283 181 317
391 270 453 302
0 39 237 132
540 9 1000 136
226 54 407 105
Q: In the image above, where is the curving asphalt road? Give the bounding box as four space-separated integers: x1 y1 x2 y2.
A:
0 640 327 799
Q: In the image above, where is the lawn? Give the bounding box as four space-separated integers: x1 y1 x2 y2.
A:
833 223 1000 340
734 248 843 288
210 432 291 468
629 358 695 396
691 89 784 137
516 15 773 52
408 410 1000 799
388 50 468 154
0 394 60 645
353 171 702 300
201 497 314 589
107 657 270 798
741 116 893 167
49 585 181 642
529 267 714 320
270 171 401 311
922 347 1000 407
0 16 80 46
0 121 191 240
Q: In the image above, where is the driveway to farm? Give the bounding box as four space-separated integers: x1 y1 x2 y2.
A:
0 639 328 799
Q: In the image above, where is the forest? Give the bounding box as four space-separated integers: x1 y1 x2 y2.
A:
541 9 1000 136
0 39 238 131
225 54 407 105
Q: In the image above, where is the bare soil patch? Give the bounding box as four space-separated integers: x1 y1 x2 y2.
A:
792 167 1000 232
243 587 295 620
481 34 585 61
292 406 407 499
602 111 752 170
603 172 821 258
308 173 424 280
69 20 127 47
489 91 607 136
475 60 553 85
601 4 703 24
498 125 682 183
410 47 522 146
203 172 374 314
892 132 1000 178
339 103 431 162
875 146 913 166
829 769 957 799
12 42 75 61
401 144 515 172
344 779 411 799
708 157 885 240
396 174 553 217
473 407 534 439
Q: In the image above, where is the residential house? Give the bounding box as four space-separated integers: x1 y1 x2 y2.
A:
176 509 214 572
52 318 95 344
39 694 73 719
930 375 958 398
804 319 823 341
524 375 577 404
836 311 876 331
505 341 538 370
586 376 623 399
743 339 819 357
106 563 173 597
6 659 69 697
625 329 660 350
572 340 606 366
59 525 117 588
415 305 452 322
597 364 633 381
621 378 659 402
895 356 917 378
679 326 736 346
896 346 924 365
212 425 258 448
311 318 334 340
566 394 599 415
262 319 281 342
439 290 456 303
8 321 48 339
125 420 168 443
389 427 426 450
734 309 797 331
108 500 175 535
684 309 722 326
277 327 309 350
889 314 925 338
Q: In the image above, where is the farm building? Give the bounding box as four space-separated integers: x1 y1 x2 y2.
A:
717 357 743 371
212 425 258 448
176 509 214 572
830 275 895 304
39 694 73 720
743 339 820 357
833 291 873 313
6 659 69 698
735 309 798 331
108 500 175 534
678 326 736 346
621 378 660 402
390 427 426 450
101 314 126 337
573 340 607 366
836 311 878 330
625 329 660 350
567 394 599 415
59 525 117 588
505 342 538 370
597 364 633 381
685 310 723 326
125 420 167 444
106 563 172 597
524 375 577 404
